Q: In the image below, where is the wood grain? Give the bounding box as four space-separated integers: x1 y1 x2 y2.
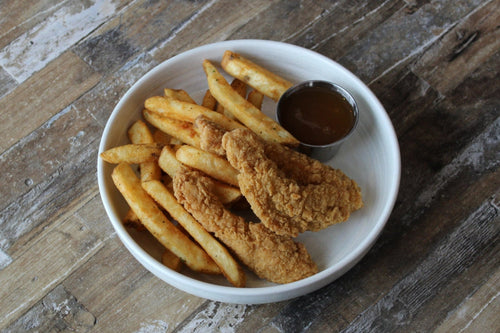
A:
0 0 498 331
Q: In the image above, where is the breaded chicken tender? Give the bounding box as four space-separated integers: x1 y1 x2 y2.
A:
173 168 317 284
222 128 363 237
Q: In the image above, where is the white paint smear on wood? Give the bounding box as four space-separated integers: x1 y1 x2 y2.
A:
0 248 12 270
176 302 249 333
0 0 118 83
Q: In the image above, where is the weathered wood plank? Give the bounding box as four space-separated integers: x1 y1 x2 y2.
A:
339 197 499 333
285 0 404 60
149 0 272 63
0 136 100 255
72 51 158 127
227 0 341 42
0 103 101 213
0 213 105 330
63 236 150 317
90 270 207 332
2 284 96 332
0 0 131 84
434 268 500 333
336 0 485 83
0 0 64 50
413 0 500 95
72 0 209 75
0 66 16 98
74 195 116 238
174 302 260 333
0 51 101 154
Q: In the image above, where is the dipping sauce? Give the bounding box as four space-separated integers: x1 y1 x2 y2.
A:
278 85 355 145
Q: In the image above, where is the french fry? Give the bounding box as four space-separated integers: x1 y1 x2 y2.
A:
142 180 246 287
152 129 175 145
164 88 196 104
111 163 220 274
128 120 154 144
201 89 217 110
247 89 264 110
145 96 244 131
176 145 239 187
159 146 241 204
143 109 201 148
123 208 145 231
128 120 162 182
211 182 242 205
202 60 299 146
100 143 162 164
221 50 293 101
158 145 184 178
216 78 247 120
162 248 183 272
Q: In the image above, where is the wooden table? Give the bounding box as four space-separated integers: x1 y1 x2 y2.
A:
1 1 498 332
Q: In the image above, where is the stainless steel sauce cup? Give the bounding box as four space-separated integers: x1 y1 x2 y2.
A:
277 80 359 162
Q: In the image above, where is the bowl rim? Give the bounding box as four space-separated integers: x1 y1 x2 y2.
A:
97 39 401 303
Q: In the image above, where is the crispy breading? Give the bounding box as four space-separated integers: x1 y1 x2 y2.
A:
173 168 317 284
222 128 363 237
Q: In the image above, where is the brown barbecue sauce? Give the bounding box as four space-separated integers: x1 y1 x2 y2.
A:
278 86 355 145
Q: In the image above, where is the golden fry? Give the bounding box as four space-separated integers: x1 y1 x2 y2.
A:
128 120 154 144
202 60 298 146
143 109 201 148
123 209 145 231
211 182 242 205
162 248 183 272
159 146 241 204
142 180 246 287
221 50 293 101
247 89 264 110
201 89 217 110
164 88 196 104
111 163 220 274
153 129 182 146
216 79 247 120
158 145 183 179
145 96 244 131
128 120 162 182
176 145 239 187
100 143 162 164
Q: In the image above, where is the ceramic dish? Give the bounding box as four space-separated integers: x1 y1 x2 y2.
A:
97 39 400 304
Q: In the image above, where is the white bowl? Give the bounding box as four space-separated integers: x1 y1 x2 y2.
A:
97 40 400 304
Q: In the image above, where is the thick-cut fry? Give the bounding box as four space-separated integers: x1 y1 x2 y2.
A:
211 182 242 205
145 96 244 131
221 50 293 101
247 89 264 110
100 143 162 164
142 180 246 287
162 249 183 272
176 145 239 187
128 120 162 182
216 79 247 120
159 146 241 204
143 109 201 148
111 163 220 274
128 120 154 144
164 88 196 104
123 209 145 231
203 60 299 146
201 89 217 110
152 129 175 145
158 146 183 178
